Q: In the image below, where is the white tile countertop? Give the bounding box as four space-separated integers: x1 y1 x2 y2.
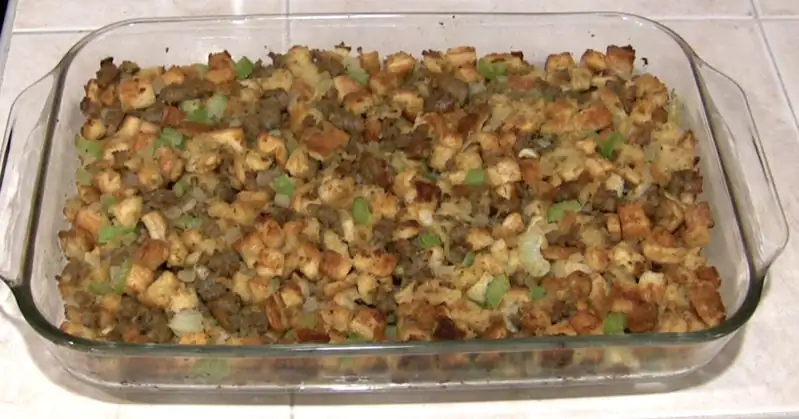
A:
2 1 799 418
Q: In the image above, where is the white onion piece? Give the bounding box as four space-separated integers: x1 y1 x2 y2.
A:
644 143 660 162
152 77 165 94
163 206 183 220
503 315 519 334
468 82 486 96
274 194 291 208
518 229 551 278
303 296 319 312
552 260 593 278
223 227 242 245
195 265 210 280
256 170 279 188
190 187 208 201
181 198 198 212
185 251 202 266
432 265 456 278
630 169 653 200
84 251 102 269
168 310 204 335
177 269 196 283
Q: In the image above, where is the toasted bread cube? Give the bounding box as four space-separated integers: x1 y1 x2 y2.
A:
618 203 651 240
119 77 156 111
606 45 635 78
141 211 167 240
349 307 386 341
320 250 353 280
143 271 180 309
256 248 285 278
579 49 608 74
134 239 169 271
545 52 575 73
249 276 279 304
75 205 106 239
124 263 155 295
353 248 397 277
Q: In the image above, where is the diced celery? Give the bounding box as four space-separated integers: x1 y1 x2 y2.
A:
484 274 510 308
352 197 372 225
546 200 582 222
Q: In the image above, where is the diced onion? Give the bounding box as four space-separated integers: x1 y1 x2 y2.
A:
256 170 279 188
186 251 202 266
190 187 208 201
468 82 486 97
551 260 593 278
432 265 456 278
274 194 291 208
303 296 319 312
630 169 653 200
195 265 210 280
644 143 659 162
503 313 520 333
181 198 198 212
199 239 217 254
163 206 183 220
152 77 165 94
84 251 102 269
223 227 242 245
518 229 551 277
168 310 204 335
177 269 197 283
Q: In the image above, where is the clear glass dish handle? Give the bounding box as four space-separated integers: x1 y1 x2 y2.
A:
697 63 789 278
0 74 57 292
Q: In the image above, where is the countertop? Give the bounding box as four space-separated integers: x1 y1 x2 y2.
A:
2 1 799 418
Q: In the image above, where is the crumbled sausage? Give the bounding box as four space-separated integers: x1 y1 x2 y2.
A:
414 181 442 203
359 152 394 190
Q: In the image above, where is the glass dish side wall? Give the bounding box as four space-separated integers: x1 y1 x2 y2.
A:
6 13 783 391
54 339 729 391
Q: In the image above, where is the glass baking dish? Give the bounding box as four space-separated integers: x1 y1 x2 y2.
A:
0 12 788 394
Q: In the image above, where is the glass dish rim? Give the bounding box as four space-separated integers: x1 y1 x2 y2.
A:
7 10 780 357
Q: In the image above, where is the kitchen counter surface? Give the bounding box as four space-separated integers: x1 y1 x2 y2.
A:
1 1 799 418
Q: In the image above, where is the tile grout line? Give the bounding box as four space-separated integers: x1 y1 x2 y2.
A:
12 13 799 35
750 0 799 138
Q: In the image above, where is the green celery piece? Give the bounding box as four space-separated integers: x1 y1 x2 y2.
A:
477 58 507 80
158 127 185 149
529 285 547 301
235 56 254 80
272 174 295 196
417 233 442 249
206 94 228 120
97 224 138 245
464 168 485 186
347 67 370 85
603 312 627 335
76 136 103 162
176 215 204 230
462 252 476 268
599 131 626 159
484 274 510 308
352 197 372 225
546 200 582 222
186 108 211 124
180 99 202 114
76 168 94 186
100 195 117 214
